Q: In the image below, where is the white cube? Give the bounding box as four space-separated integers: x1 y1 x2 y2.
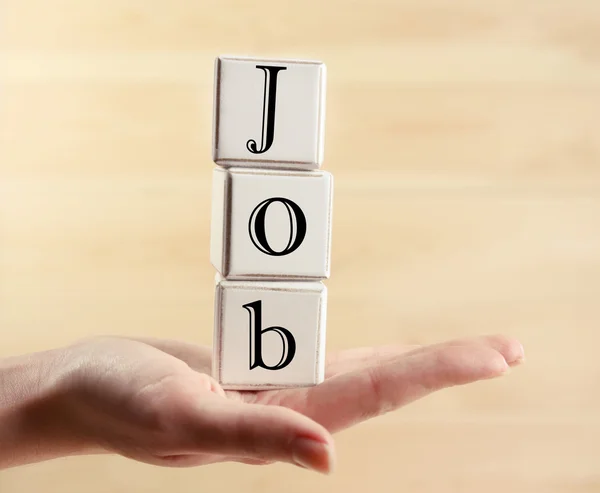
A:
210 167 333 280
212 55 326 170
213 279 327 389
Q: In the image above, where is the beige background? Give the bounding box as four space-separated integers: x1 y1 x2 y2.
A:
1 1 600 492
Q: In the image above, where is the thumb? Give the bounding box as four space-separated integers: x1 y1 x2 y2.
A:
183 397 335 474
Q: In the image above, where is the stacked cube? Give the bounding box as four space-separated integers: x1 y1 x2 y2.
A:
209 55 333 390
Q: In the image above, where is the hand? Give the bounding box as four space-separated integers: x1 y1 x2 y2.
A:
1 335 524 473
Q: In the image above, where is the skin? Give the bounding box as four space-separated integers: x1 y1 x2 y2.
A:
0 334 524 473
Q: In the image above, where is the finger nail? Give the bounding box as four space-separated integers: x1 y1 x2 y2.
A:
292 437 334 474
511 355 525 366
507 342 525 366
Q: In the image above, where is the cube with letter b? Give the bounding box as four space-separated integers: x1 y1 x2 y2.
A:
213 279 327 390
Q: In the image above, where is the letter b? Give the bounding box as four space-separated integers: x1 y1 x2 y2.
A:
242 300 296 370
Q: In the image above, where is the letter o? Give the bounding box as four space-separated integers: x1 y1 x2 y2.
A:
248 197 307 256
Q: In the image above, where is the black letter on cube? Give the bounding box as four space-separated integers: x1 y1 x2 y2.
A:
243 300 296 370
248 197 307 256
246 65 287 154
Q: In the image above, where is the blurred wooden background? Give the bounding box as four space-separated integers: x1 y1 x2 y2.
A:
1 1 600 492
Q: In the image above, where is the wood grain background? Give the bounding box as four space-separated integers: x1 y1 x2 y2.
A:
1 1 599 492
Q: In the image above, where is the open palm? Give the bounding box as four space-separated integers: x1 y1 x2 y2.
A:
50 335 523 474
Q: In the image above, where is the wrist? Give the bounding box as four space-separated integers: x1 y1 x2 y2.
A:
0 348 94 468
